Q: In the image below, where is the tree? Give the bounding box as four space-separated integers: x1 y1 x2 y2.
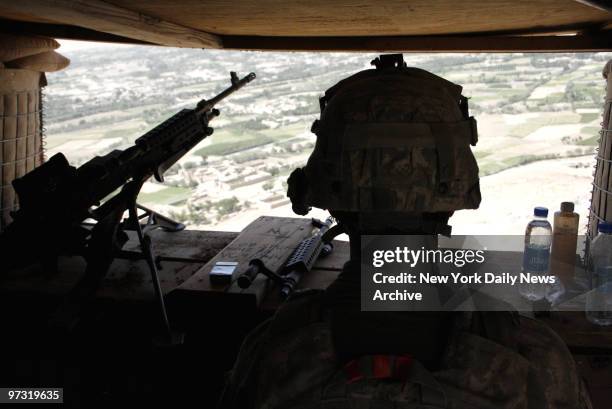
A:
266 166 280 176
216 197 241 216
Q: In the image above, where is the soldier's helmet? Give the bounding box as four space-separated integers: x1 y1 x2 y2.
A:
287 54 481 232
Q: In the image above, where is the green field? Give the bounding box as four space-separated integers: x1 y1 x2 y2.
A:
103 126 141 139
508 113 581 138
195 122 308 157
195 133 275 156
576 125 601 146
138 186 192 205
579 112 600 123
474 150 492 160
46 119 147 150
577 135 600 146
479 154 556 176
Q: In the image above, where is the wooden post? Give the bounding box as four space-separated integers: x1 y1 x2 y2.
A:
587 60 612 245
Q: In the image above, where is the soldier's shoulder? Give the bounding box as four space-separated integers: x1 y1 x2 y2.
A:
268 289 326 336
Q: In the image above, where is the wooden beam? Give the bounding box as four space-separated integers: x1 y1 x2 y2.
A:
0 0 222 48
0 19 155 45
574 0 612 13
222 32 612 52
106 0 612 39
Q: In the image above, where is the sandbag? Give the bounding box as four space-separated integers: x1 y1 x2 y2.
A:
0 34 59 63
0 69 46 231
5 50 70 72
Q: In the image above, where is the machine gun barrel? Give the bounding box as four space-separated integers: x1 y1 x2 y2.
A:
1 71 256 271
0 70 256 340
197 71 256 115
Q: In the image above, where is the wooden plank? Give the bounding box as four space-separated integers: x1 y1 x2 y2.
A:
0 0 222 48
109 0 610 37
122 228 237 260
4 17 604 47
0 18 155 45
260 267 342 311
1 0 610 49
575 0 612 13
100 229 238 299
1 0 610 50
222 32 612 52
0 217 344 309
174 221 348 311
0 228 237 300
178 216 321 306
314 239 349 270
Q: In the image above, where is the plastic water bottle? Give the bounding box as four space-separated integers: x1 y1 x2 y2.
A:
520 207 552 301
586 222 612 326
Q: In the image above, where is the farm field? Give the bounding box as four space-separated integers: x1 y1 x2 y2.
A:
46 43 612 234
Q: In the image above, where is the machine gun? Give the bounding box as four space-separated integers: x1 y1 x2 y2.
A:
0 71 256 343
237 217 334 298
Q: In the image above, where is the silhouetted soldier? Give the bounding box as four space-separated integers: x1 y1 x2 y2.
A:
219 54 589 409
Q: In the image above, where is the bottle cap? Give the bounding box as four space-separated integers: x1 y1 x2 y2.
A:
598 222 612 234
534 207 548 217
560 202 574 212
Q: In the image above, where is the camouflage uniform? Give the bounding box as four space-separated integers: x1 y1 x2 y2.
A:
219 265 589 409
219 55 591 409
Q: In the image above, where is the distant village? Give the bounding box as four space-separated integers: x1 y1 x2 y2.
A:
45 46 612 233
159 135 313 225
